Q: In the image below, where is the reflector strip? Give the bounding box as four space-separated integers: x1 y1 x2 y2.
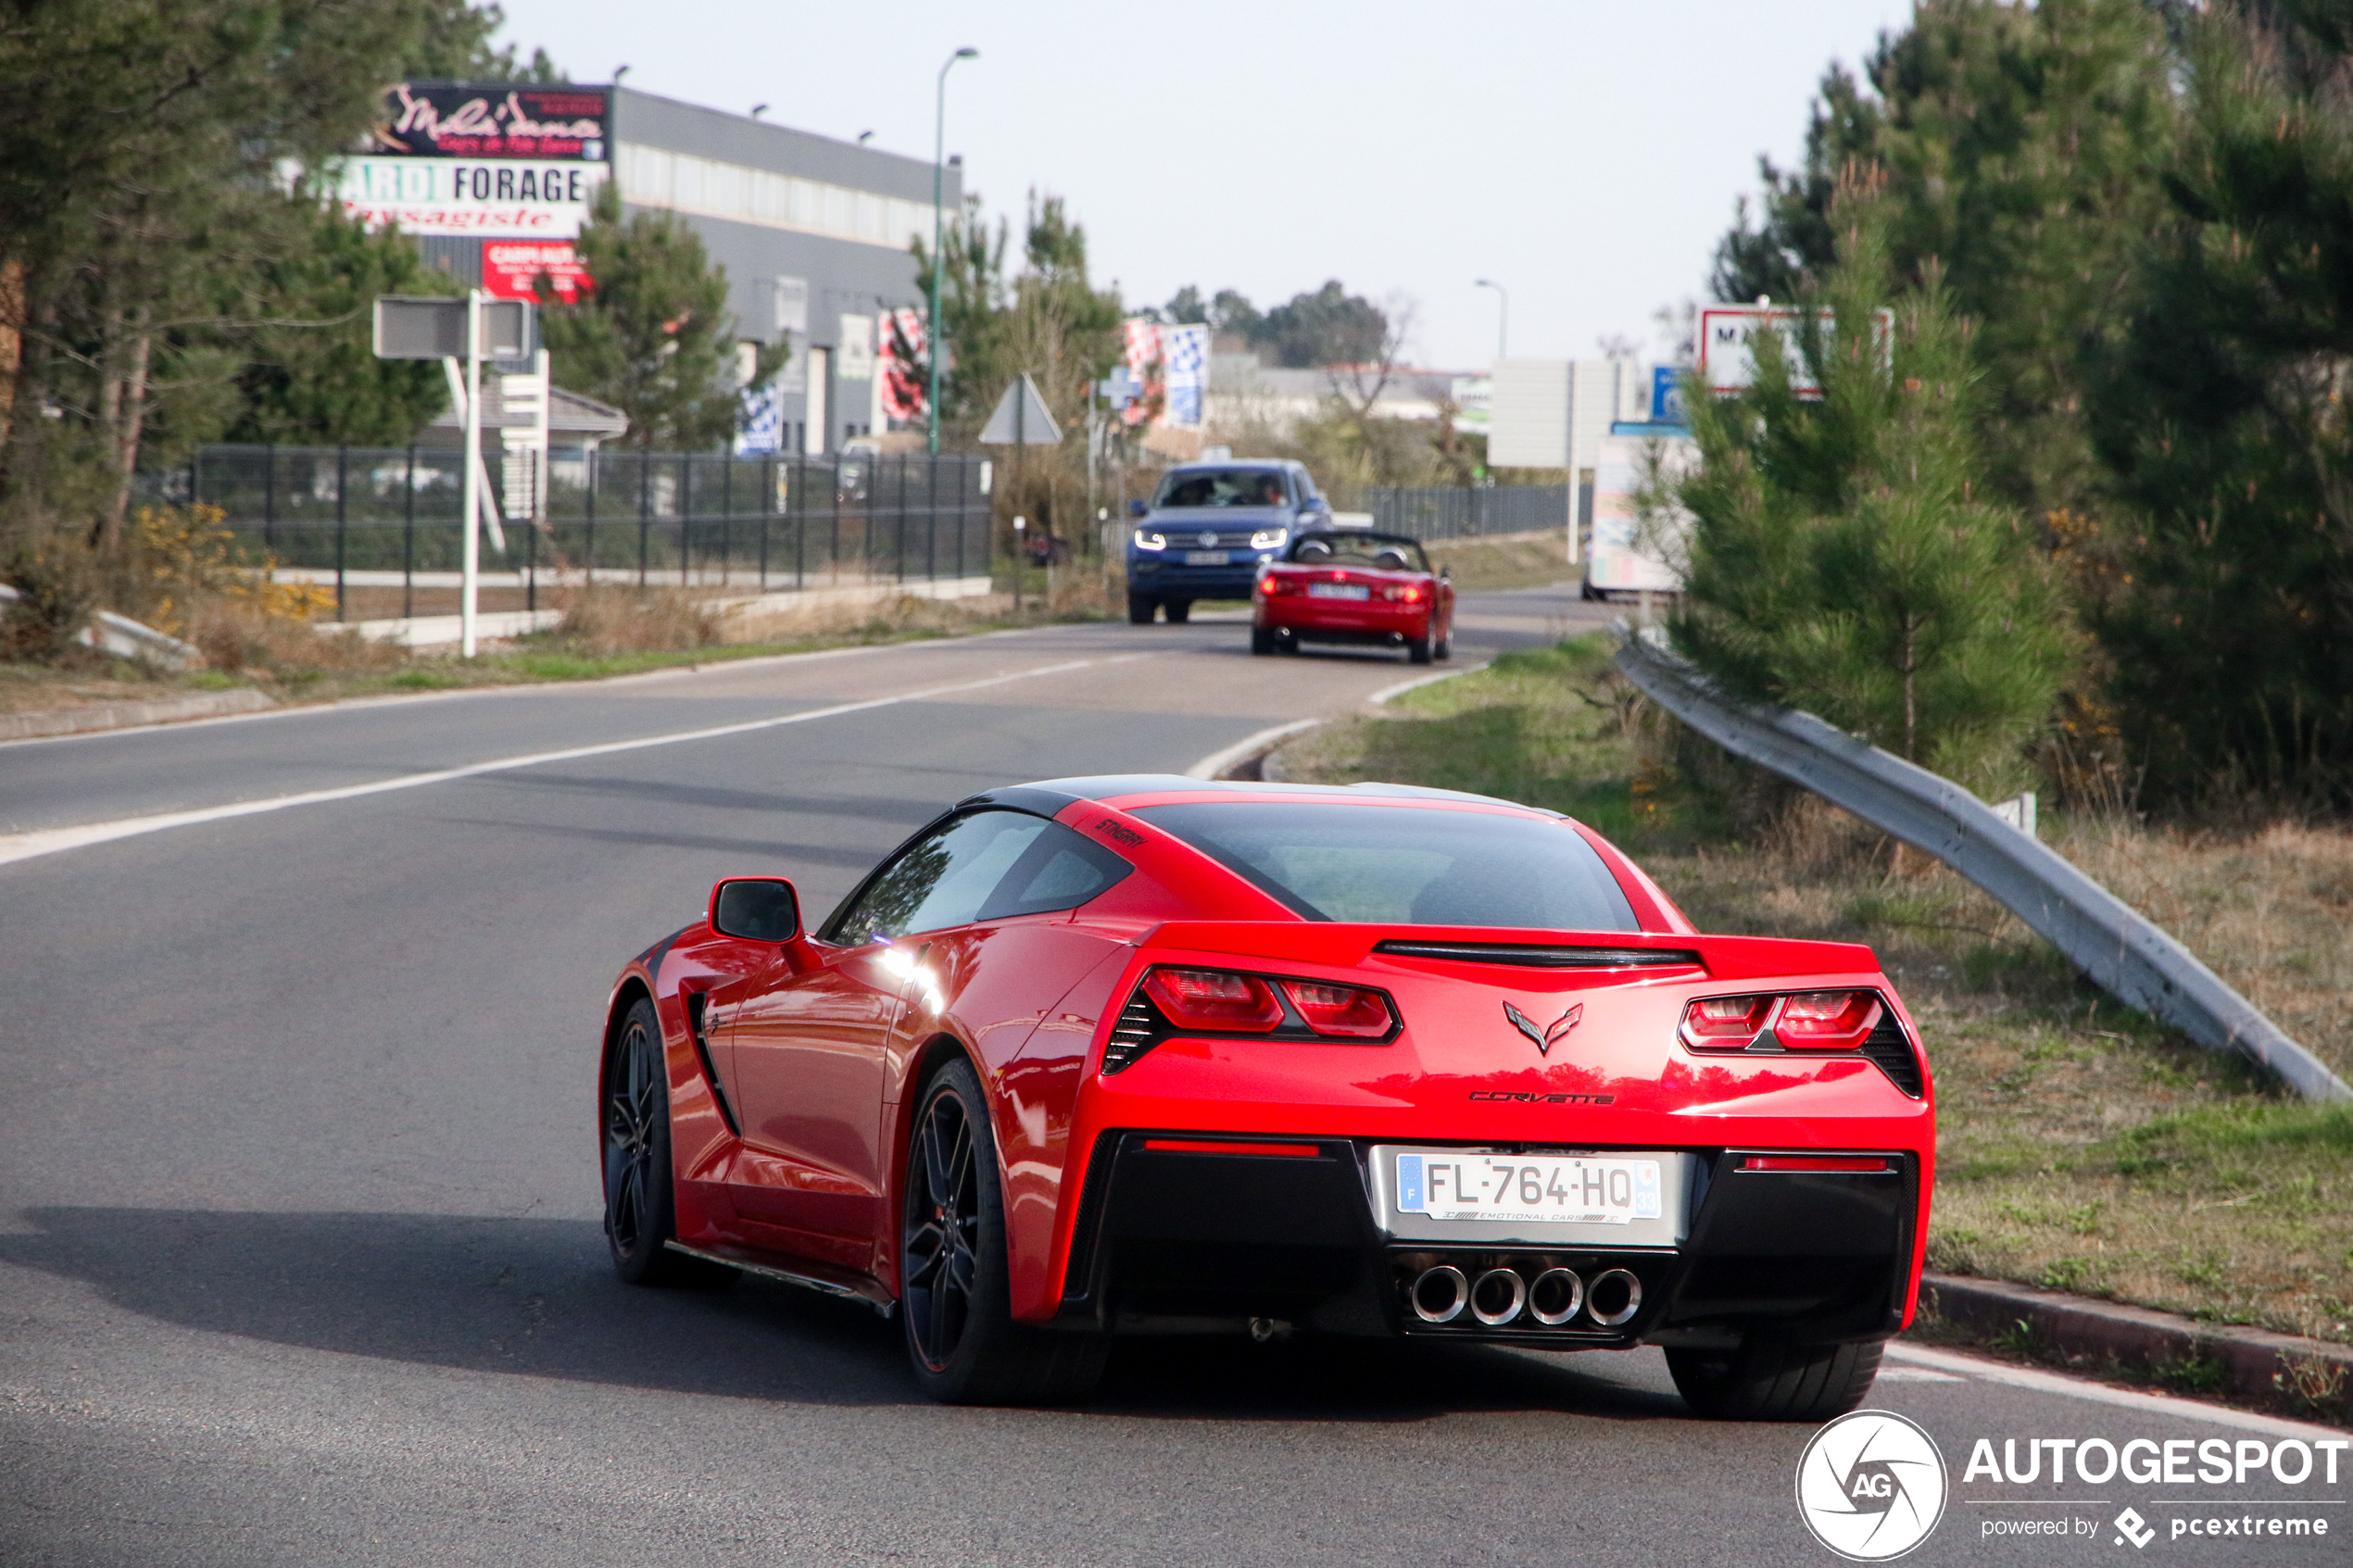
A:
1740 1155 1891 1173
1141 1139 1322 1159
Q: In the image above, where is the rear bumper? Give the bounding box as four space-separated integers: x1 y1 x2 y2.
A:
1049 1134 1920 1349
1256 604 1432 642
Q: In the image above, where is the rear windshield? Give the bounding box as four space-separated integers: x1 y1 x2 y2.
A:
1289 533 1429 572
1131 801 1638 929
1154 469 1291 508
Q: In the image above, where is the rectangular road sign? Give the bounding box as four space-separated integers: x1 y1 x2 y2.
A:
372 296 535 360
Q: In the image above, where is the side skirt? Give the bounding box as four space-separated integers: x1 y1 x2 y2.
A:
663 1239 897 1318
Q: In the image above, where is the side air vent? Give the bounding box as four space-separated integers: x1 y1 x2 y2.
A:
1861 1011 1926 1098
1374 940 1703 970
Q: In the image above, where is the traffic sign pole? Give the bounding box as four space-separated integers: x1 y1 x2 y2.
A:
461 289 483 658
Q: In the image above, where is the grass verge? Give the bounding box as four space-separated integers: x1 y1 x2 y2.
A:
1273 634 2353 1347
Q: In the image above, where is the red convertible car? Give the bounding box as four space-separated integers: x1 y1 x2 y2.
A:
1252 529 1454 663
600 777 1932 1419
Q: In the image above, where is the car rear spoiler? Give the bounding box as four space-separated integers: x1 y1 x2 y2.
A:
1128 922 1881 982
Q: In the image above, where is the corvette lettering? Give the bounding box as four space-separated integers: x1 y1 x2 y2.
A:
1093 817 1142 847
1467 1090 1616 1104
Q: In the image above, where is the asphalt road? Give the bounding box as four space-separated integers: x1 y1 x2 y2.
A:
2 584 2342 1568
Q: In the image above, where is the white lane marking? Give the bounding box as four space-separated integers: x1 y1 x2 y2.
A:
1185 718 1325 781
1877 1367 1966 1383
0 655 1128 869
1365 662 1487 708
1884 1342 2347 1439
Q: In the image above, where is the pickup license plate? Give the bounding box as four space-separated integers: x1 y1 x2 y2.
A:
1184 549 1227 565
1395 1151 1662 1224
1308 582 1371 600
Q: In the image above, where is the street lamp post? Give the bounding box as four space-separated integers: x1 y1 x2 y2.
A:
930 46 979 456
1475 278 1509 361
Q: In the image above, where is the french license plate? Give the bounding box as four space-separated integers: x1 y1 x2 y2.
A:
1184 549 1227 565
1395 1151 1662 1224
1309 582 1371 600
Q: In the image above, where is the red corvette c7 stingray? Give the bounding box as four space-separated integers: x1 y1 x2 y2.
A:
599 776 1932 1419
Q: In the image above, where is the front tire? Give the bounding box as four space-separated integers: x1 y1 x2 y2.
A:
1127 592 1157 625
602 997 706 1286
900 1058 1105 1405
1164 598 1192 623
1666 1336 1885 1421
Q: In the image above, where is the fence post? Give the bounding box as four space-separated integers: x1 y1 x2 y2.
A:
402 445 416 621
262 444 276 552
926 455 938 583
637 450 650 588
758 455 770 589
333 445 347 622
896 457 909 584
830 459 842 584
794 455 807 589
526 499 538 614
677 453 693 589
584 445 598 589
721 455 733 587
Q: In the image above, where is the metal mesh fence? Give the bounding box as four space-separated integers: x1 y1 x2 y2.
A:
151 445 996 615
1364 484 1569 540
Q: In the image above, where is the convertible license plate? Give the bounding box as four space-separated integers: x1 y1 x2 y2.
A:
1184 549 1227 564
1309 582 1371 600
1395 1151 1662 1224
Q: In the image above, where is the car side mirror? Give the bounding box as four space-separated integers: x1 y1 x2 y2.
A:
709 876 800 943
1127 499 1148 518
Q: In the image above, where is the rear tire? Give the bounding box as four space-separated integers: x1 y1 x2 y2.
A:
1127 593 1157 625
1251 627 1276 656
900 1057 1106 1405
1406 633 1433 665
1434 628 1453 661
1666 1336 1885 1421
1164 599 1192 624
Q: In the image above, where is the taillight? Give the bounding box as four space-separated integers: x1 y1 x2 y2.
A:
1278 979 1394 1037
1143 967 1284 1032
1257 573 1301 596
1377 583 1426 603
1775 990 1881 1050
1680 990 1884 1052
1679 994 1775 1048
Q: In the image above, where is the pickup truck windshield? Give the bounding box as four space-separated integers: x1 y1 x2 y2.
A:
1154 470 1291 508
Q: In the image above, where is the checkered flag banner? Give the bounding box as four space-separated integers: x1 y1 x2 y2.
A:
1162 323 1206 429
877 307 927 424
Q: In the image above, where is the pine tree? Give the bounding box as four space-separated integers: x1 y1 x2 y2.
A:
1674 170 2070 792
2083 1 2353 803
539 185 780 449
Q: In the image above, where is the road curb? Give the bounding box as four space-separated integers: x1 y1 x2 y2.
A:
1919 1272 2352 1424
0 688 276 742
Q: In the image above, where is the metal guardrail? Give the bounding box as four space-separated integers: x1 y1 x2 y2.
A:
1613 628 2352 1102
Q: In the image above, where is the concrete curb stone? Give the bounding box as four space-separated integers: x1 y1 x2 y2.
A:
1920 1272 2352 1424
0 687 276 743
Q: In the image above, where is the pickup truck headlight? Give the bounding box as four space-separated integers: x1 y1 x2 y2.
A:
1132 529 1167 551
1250 528 1290 551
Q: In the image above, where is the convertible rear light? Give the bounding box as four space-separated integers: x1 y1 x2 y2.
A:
1143 967 1285 1032
1679 993 1776 1047
1277 979 1395 1037
1257 573 1300 596
1378 584 1425 603
1775 989 1881 1050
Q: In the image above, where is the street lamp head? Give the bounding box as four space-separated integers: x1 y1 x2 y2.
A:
1475 277 1494 287
612 64 630 82
955 46 979 58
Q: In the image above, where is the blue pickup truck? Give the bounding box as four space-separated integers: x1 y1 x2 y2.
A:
1124 458 1332 623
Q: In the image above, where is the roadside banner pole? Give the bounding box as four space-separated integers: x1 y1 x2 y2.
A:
461 288 483 659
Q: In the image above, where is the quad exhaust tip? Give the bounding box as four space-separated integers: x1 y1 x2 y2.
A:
1408 1262 1636 1330
1470 1267 1527 1326
1410 1264 1470 1323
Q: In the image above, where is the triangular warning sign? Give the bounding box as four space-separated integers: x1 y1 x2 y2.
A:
977 372 1063 446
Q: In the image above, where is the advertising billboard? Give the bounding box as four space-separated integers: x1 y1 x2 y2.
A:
334 157 607 237
372 83 610 160
482 241 593 302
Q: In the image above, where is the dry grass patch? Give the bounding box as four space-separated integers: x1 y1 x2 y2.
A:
1420 530 1577 594
1273 634 2353 1344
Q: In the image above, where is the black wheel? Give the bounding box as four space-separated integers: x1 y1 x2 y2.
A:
1667 1336 1885 1421
1434 628 1453 661
602 997 710 1286
1127 592 1157 625
1164 599 1192 623
1406 633 1433 665
901 1058 1106 1404
1251 626 1277 656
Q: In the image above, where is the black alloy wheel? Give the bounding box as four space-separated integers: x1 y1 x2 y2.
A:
902 1071 983 1372
899 1057 1107 1404
603 997 704 1286
1127 592 1157 625
1406 632 1434 665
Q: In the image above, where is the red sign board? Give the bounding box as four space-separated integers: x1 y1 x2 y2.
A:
482 241 593 304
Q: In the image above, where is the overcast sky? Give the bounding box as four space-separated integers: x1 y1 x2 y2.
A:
493 0 1911 370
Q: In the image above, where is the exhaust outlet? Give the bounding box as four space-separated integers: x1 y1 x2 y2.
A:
1410 1264 1469 1323
1585 1267 1642 1327
1470 1268 1527 1326
1527 1266 1584 1326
